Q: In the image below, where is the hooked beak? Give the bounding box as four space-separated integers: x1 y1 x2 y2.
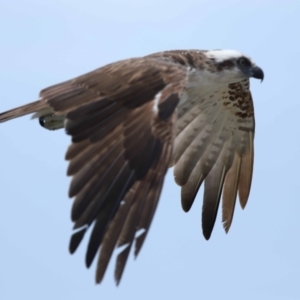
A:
252 66 264 82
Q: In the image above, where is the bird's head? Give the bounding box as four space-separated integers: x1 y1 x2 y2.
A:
205 49 264 83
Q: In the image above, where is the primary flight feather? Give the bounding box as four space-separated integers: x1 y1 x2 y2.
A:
0 49 264 284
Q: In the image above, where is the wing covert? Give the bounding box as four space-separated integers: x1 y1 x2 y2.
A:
39 57 187 283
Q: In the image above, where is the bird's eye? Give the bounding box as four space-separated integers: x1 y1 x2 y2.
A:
238 57 249 67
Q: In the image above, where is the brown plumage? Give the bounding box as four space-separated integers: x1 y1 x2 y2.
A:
0 49 263 284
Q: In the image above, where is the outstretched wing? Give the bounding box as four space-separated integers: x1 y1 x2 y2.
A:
39 57 188 284
171 79 254 239
0 50 256 284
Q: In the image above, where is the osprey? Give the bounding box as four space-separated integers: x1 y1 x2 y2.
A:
0 49 264 284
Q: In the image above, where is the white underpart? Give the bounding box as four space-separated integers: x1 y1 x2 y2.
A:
152 91 162 113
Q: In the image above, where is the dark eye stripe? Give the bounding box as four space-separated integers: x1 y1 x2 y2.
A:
238 57 251 67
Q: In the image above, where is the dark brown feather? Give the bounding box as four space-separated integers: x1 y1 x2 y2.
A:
114 143 172 284
67 126 122 176
36 58 186 284
222 154 241 232
95 183 140 283
134 145 172 257
202 161 227 240
238 132 254 208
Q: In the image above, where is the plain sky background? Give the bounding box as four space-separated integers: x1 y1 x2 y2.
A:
0 1 299 299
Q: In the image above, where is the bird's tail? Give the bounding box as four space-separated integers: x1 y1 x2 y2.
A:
0 100 49 123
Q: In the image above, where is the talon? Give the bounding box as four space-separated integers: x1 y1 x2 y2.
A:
39 116 46 127
38 115 65 130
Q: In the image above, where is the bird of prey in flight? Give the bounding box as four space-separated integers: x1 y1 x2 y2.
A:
0 49 264 284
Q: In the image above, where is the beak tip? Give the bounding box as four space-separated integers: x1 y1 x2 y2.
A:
252 66 264 82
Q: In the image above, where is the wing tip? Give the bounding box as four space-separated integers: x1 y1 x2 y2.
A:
181 195 194 212
69 227 87 254
222 220 232 233
239 194 249 209
202 229 211 240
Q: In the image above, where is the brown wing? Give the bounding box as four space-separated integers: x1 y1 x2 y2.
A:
171 79 254 239
39 57 187 284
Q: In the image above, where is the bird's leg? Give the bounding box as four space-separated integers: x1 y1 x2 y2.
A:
39 115 65 130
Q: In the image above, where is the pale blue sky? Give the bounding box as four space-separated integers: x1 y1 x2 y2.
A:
0 1 299 299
